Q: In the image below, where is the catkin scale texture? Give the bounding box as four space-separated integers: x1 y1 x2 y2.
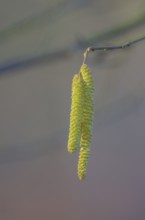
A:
78 147 90 180
78 64 94 180
80 64 94 148
67 74 84 153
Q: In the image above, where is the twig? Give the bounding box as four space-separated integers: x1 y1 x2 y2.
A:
78 11 145 48
88 36 145 52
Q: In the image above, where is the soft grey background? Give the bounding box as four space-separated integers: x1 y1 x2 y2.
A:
0 0 145 219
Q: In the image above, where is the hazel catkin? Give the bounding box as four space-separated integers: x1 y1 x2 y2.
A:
80 64 94 149
67 74 84 153
67 63 95 180
77 64 94 180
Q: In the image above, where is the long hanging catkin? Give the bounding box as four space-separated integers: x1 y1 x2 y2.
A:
67 74 84 153
78 64 94 180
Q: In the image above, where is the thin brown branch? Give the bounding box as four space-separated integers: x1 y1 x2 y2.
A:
88 36 145 52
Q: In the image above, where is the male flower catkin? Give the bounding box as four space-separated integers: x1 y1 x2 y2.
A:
78 64 94 180
78 147 90 180
67 74 84 153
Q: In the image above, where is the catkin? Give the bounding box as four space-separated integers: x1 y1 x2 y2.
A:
78 64 94 180
80 64 94 148
78 147 89 180
67 74 84 153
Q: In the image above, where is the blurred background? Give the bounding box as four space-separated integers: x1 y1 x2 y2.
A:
0 0 145 219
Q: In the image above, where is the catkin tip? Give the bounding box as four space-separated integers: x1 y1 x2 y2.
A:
78 147 89 180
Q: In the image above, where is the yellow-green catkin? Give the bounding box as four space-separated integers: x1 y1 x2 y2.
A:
78 64 94 180
67 74 84 153
78 147 89 180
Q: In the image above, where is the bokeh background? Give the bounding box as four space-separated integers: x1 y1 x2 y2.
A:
0 0 145 219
